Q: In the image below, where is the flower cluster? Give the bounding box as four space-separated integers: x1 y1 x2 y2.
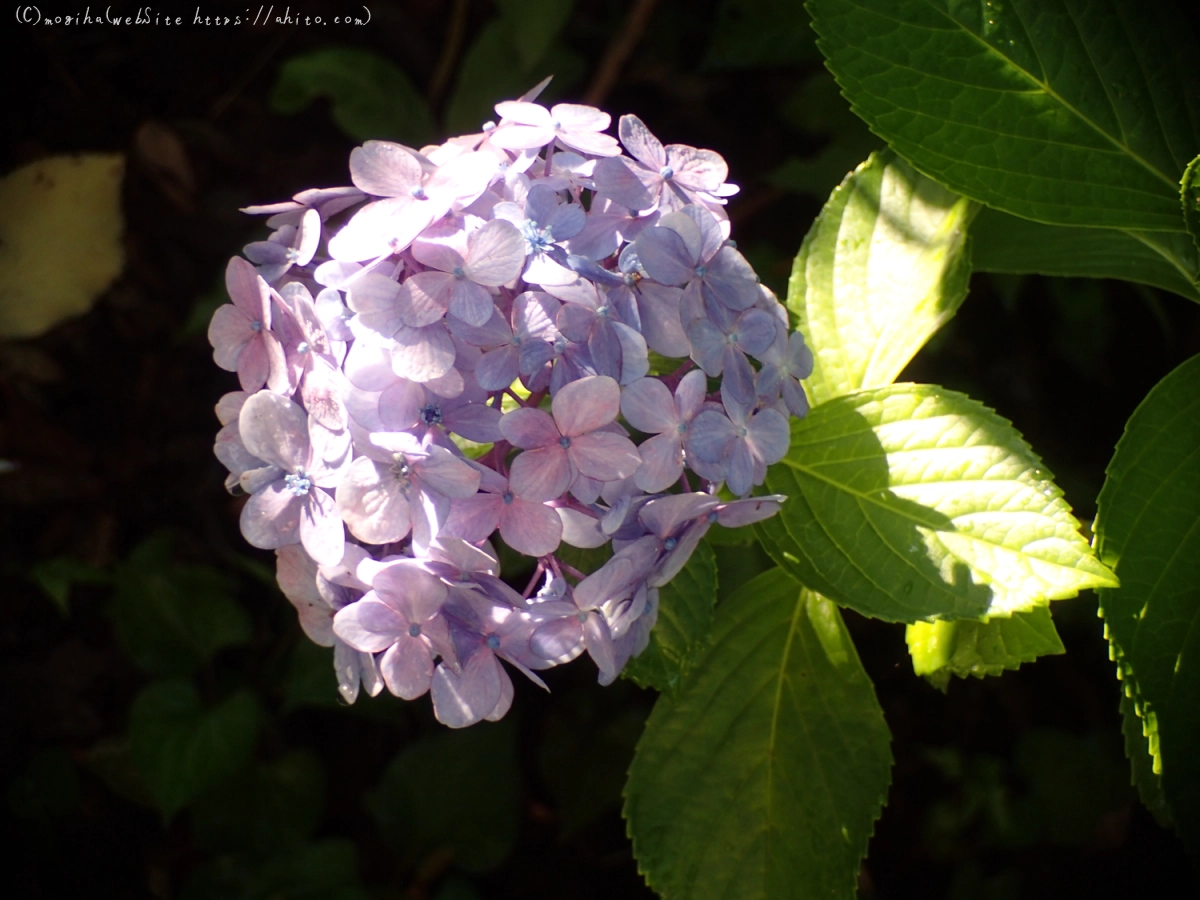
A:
209 82 813 727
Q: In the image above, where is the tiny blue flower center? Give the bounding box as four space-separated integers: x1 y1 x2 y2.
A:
284 471 311 496
737 426 748 438
521 220 555 253
486 634 501 651
577 611 588 623
664 537 678 551
482 121 496 132
250 320 263 332
509 334 522 347
694 265 707 278
408 623 422 638
659 166 675 180
677 422 688 435
285 246 301 263
559 436 572 449
451 265 466 279
411 185 427 200
597 305 610 318
707 510 719 523
296 341 310 354
502 491 514 505
421 403 443 426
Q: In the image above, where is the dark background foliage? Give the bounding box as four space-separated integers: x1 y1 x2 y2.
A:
3 1 1199 897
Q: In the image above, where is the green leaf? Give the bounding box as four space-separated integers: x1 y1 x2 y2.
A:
271 47 434 144
1182 154 1200 257
971 207 1200 302
183 839 367 900
130 681 261 819
703 0 822 69
808 0 1200 232
788 150 975 406
906 606 1065 691
29 556 108 614
110 535 251 676
191 749 326 855
1094 352 1200 849
367 721 519 873
625 571 892 900
497 0 574 71
444 4 583 134
623 540 718 695
1120 683 1171 826
760 384 1117 623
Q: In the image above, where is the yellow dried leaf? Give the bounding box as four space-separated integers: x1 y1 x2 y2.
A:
0 154 126 338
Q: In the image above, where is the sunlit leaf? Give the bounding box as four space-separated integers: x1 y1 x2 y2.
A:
906 606 1065 690
625 571 892 900
1182 154 1200 258
759 384 1116 623
789 150 975 406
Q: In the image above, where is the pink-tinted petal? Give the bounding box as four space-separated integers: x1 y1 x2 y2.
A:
328 196 414 261
300 488 346 566
332 597 406 652
583 612 617 682
391 323 456 382
592 157 656 211
499 497 563 557
431 652 504 728
639 492 719 538
236 334 271 392
509 446 572 502
239 391 311 471
336 457 412 545
531 617 584 663
378 378 425 431
715 495 787 528
349 141 424 197
344 338 397 391
620 376 675 434
208 305 252 371
725 439 755 497
416 446 482 498
397 271 451 327
619 114 667 169
569 431 641 483
275 544 334 646
380 640 435 700
747 407 791 465
240 481 303 549
442 493 503 544
448 279 494 328
499 407 560 449
635 226 695 286
557 507 608 549
633 431 683 492
484 670 514 722
552 374 621 437
667 144 729 192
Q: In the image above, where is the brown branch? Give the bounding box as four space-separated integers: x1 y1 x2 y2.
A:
583 0 660 107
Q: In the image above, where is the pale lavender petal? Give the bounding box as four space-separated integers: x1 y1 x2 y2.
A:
208 305 252 371
666 144 728 192
722 346 757 407
726 439 755 497
735 308 778 356
499 497 563 557
531 617 584 663
378 378 425 431
447 279 494 328
499 407 560 449
275 544 334 646
332 597 406 653
328 196 413 261
239 391 311 471
687 410 736 463
559 129 621 157
634 283 690 357
336 457 412 545
514 291 561 340
475 346 520 391
747 407 791 465
391 323 456 382
588 319 622 380
431 652 504 728
612 321 649 384
702 247 759 311
444 402 503 443
346 272 404 338
583 612 617 682
240 481 303 549
464 219 525 286
619 115 667 169
349 141 424 196
592 157 656 212
651 519 711 588
552 374 621 437
557 507 608 549
639 493 720 538
569 432 641 483
509 446 571 502
344 338 398 391
417 446 482 498
675 369 708 420
302 361 348 431
782 378 810 418
687 318 727 376
620 377 676 434
300 488 346 566
635 227 694 285
380 640 434 700
484 670 514 722
715 495 787 528
397 271 451 327
633 431 684 492
442 494 503 544
556 303 595 343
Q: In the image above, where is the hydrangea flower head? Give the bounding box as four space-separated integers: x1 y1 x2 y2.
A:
209 83 813 726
